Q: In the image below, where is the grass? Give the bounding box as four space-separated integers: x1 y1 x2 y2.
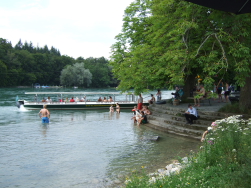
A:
219 102 251 115
123 115 251 188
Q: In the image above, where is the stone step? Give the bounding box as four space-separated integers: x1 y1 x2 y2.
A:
148 115 209 131
147 120 202 140
148 118 204 137
149 106 226 121
148 111 219 126
148 113 211 128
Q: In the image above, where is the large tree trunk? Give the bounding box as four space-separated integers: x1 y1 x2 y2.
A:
183 74 196 99
239 69 251 110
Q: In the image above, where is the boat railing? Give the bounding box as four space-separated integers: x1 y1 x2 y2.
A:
24 100 136 104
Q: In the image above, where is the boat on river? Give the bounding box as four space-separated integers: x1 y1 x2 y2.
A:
17 92 148 110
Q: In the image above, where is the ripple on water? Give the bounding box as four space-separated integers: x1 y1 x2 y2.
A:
0 88 199 188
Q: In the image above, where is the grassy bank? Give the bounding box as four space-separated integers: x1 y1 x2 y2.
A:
124 115 251 188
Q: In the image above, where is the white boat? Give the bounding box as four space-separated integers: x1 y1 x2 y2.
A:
17 92 147 110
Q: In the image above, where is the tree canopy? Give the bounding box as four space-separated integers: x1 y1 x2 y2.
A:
0 38 116 88
110 0 251 108
60 62 92 87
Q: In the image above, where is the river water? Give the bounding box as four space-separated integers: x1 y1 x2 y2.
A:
0 88 200 188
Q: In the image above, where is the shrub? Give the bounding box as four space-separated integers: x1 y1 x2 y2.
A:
125 115 251 188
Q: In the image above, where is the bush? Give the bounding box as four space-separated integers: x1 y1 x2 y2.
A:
125 115 251 188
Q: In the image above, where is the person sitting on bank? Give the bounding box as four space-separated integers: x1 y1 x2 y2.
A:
148 94 156 104
142 105 152 115
98 97 102 102
103 97 108 102
184 104 198 125
201 122 218 142
171 86 180 99
156 89 162 101
42 98 46 102
137 111 148 126
194 84 206 107
70 97 75 102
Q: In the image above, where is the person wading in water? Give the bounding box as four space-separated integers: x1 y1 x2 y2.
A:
38 105 50 123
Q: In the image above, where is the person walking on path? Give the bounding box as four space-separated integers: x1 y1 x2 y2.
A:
184 104 198 125
39 105 50 123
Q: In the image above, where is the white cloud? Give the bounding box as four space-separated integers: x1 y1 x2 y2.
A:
0 0 134 58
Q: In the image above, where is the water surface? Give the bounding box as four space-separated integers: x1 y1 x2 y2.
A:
0 88 200 187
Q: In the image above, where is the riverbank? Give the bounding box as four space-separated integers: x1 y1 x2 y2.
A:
124 114 251 188
146 99 231 140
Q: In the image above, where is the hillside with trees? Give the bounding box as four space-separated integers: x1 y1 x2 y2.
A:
0 38 116 88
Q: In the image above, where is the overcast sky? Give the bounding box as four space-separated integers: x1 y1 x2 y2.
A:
0 0 134 59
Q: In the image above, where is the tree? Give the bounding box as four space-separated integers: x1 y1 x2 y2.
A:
83 57 113 87
60 62 92 87
110 0 251 109
0 60 7 86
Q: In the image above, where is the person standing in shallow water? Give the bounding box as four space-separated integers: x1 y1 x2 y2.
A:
116 103 120 113
39 105 50 123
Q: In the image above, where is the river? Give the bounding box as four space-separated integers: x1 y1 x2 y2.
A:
0 87 200 188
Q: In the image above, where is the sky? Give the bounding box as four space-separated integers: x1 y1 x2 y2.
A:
0 0 134 59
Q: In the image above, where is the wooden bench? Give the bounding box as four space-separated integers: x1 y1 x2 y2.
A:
187 92 212 106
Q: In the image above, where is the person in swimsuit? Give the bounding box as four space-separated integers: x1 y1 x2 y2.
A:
148 94 155 104
38 105 50 123
116 103 120 113
109 104 114 112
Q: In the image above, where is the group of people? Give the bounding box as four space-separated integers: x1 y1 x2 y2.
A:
41 96 88 103
147 89 162 104
109 103 120 113
214 81 234 103
98 96 113 102
131 105 151 126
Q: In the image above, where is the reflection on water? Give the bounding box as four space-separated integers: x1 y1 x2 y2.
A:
0 88 200 188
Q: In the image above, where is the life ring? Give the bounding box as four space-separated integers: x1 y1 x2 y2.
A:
155 100 166 104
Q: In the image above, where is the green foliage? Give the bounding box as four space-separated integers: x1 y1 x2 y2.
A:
110 0 251 100
83 57 114 88
0 37 116 87
125 115 251 188
60 63 92 87
219 103 251 115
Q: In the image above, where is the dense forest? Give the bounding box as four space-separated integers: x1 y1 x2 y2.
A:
0 38 117 88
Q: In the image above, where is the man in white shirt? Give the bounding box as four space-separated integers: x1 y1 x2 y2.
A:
46 97 52 103
184 104 198 124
